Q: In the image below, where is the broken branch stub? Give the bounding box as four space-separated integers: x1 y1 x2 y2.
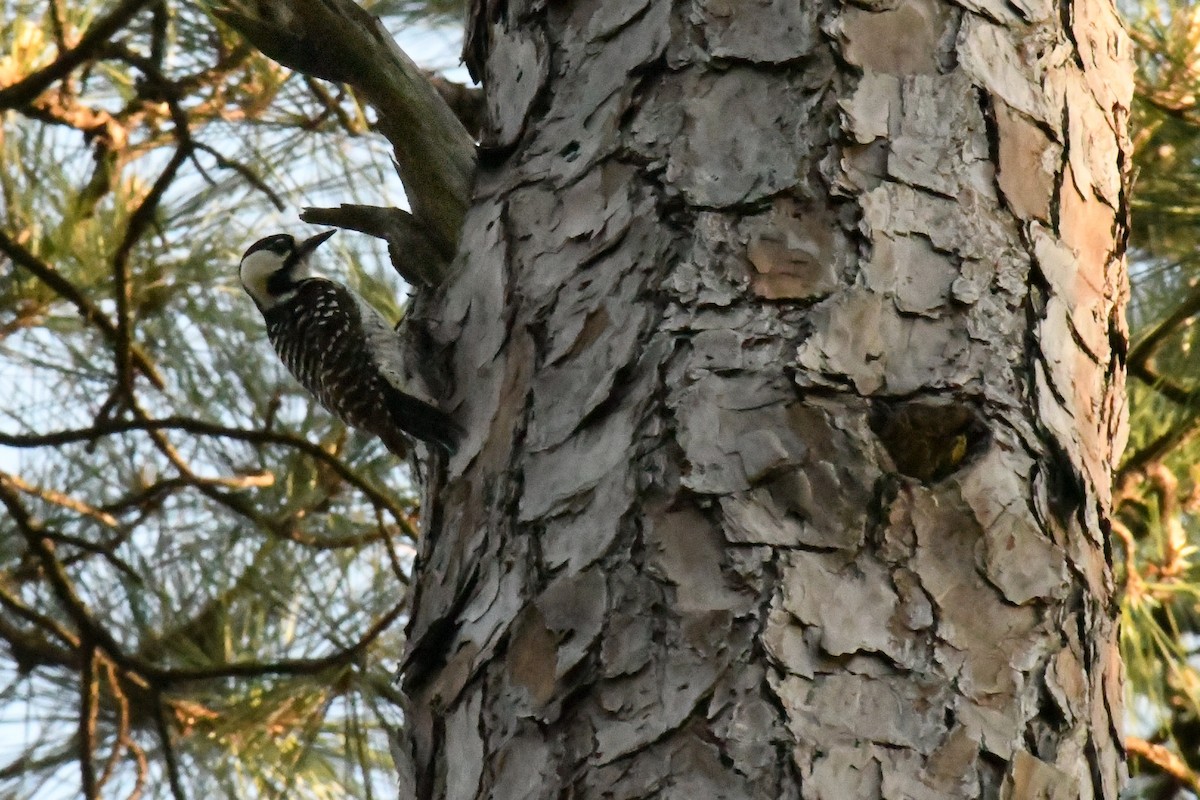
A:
301 204 450 287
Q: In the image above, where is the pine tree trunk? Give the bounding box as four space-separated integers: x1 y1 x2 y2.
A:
401 0 1132 797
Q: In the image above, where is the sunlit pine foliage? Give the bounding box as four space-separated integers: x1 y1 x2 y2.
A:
1120 0 1200 794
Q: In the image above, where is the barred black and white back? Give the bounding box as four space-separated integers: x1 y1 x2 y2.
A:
239 231 460 456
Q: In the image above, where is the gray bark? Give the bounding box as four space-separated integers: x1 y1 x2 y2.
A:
403 0 1133 797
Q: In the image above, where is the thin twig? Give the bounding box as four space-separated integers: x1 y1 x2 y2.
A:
0 600 78 671
0 229 165 389
1111 517 1146 603
1 484 408 685
1127 736 1200 791
149 598 407 684
0 580 80 650
1117 411 1200 483
2 483 130 667
191 141 285 210
303 75 360 133
0 470 119 527
1128 282 1200 369
47 0 69 51
377 505 416 586
98 477 188 515
1127 358 1197 407
28 529 142 584
124 735 149 800
79 646 100 800
1147 464 1189 580
151 694 187 800
96 658 131 794
0 415 414 535
111 144 191 400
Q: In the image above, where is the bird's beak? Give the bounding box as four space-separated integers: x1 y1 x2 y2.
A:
297 229 336 258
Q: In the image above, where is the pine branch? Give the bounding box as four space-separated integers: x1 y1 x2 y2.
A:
0 230 166 390
0 0 157 108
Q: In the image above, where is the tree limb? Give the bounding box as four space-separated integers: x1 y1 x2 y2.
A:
79 647 100 800
0 0 156 108
214 0 476 272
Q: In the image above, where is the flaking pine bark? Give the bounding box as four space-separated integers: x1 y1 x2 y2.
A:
401 0 1132 797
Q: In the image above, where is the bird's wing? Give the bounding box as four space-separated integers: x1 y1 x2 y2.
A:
350 292 440 407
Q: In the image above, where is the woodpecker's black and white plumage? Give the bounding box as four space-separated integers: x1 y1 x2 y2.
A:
239 230 459 456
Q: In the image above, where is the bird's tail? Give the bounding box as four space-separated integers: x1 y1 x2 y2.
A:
382 384 463 456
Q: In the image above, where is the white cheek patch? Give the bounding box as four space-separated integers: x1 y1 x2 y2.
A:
240 250 280 303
